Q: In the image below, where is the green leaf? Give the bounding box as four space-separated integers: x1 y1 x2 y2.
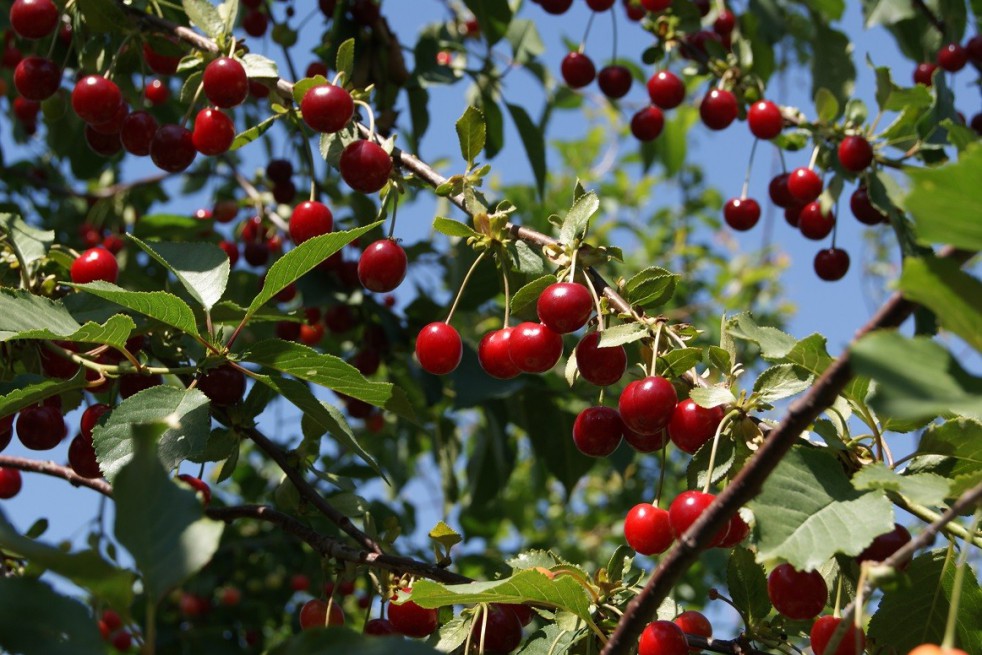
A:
0 578 106 655
851 332 982 421
76 0 127 33
517 391 593 495
0 374 86 417
623 266 679 310
811 22 856 110
728 312 797 358
727 546 771 624
183 0 226 38
505 19 544 65
436 616 472 653
899 258 982 353
128 236 229 312
429 520 463 549
656 348 702 379
433 216 480 239
517 623 583 655
505 103 546 198
456 106 486 166
248 222 380 315
510 274 557 320
0 302 135 352
749 447 894 571
868 550 982 653
239 53 278 79
462 0 514 46
687 436 737 488
0 289 85 340
814 87 840 122
242 339 415 420
558 190 601 245
910 418 982 496
218 0 238 34
270 627 444 655
906 143 982 250
93 386 213 482
336 38 355 82
851 462 951 506
69 282 199 338
689 386 737 409
597 322 649 348
752 364 813 402
113 430 223 602
0 212 52 266
230 113 282 151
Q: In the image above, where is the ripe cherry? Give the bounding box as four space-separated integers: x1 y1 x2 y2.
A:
300 84 354 133
572 406 623 457
364 618 397 636
767 563 827 620
143 40 181 76
618 376 677 435
80 403 111 440
647 71 685 109
699 89 737 130
14 56 60 101
339 140 392 194
69 433 101 479
192 108 235 156
508 322 563 373
641 0 672 10
598 65 632 99
537 282 592 333
387 589 438 638
623 426 668 452
0 468 22 499
667 399 724 454
72 75 122 125
85 126 122 157
120 111 158 156
798 202 835 240
837 135 873 172
267 159 293 183
623 0 646 20
624 503 673 555
71 247 119 284
150 124 196 173
574 331 627 386
242 9 268 36
298 599 344 629
177 474 212 505
814 248 849 281
0 415 13 452
787 167 822 202
16 404 67 451
202 57 248 108
539 0 573 14
937 42 968 71
713 9 735 35
289 201 334 244
856 522 911 567
850 186 886 224
560 52 597 89
913 62 937 86
638 620 688 655
197 364 246 406
668 490 728 546
768 173 795 208
673 611 711 650
179 593 211 619
723 197 760 231
747 100 783 140
586 0 616 10
10 0 59 40
358 239 407 292
478 328 521 380
810 615 865 655
416 322 462 375
631 106 665 141
717 512 750 547
144 78 169 105
470 604 523 654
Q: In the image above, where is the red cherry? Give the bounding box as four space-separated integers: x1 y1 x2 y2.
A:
623 425 668 452
243 242 269 267
416 322 462 375
971 112 982 135
646 71 685 109
837 135 873 172
388 589 438 638
586 0 616 9
349 0 381 24
747 100 782 139
668 490 728 546
118 373 163 399
810 616 865 655
80 403 111 440
539 0 573 14
574 331 627 386
560 52 596 89
249 80 270 98
798 202 835 240
913 62 937 86
297 598 344 629
723 197 760 231
641 0 672 11
623 0 646 20
856 522 911 567
699 89 738 130
357 239 407 292
177 473 212 505
508 322 563 373
242 9 268 36
537 282 592 333
10 0 59 40
713 9 735 35
572 406 623 457
364 618 397 636
273 179 297 204
324 305 356 333
502 604 533 627
143 40 182 76
673 610 711 651
72 75 122 125
478 328 522 380
787 167 823 202
16 404 67 451
120 111 158 156
202 57 248 108
85 126 122 157
937 42 968 72
667 399 724 454
192 108 235 156
0 415 13 452
631 106 665 141
618 376 677 435
767 563 827 620
150 124 197 173
289 201 334 244
717 512 749 547
69 433 102 479
0 468 23 499
221 586 241 606
197 364 246 407
219 241 239 267
814 248 849 281
340 140 393 194
14 56 61 101
71 247 118 284
471 604 523 654
179 593 211 618
638 620 688 655
290 573 310 591
144 78 169 105
267 159 293 183
969 35 982 65
300 84 354 133
306 61 329 78
624 503 673 555
850 186 886 225
598 65 632 99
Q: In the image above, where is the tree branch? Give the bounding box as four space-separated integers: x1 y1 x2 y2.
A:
0 455 113 496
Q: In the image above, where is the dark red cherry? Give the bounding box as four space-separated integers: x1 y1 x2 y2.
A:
71 247 118 284
69 433 102 478
623 426 668 452
717 512 750 547
340 140 392 194
767 563 827 620
810 616 865 655
266 159 293 183
364 618 397 636
624 503 673 555
387 589 438 638
768 173 795 208
638 620 688 655
572 406 623 457
192 107 235 156
289 201 333 244
856 523 911 567
358 239 407 292
937 42 968 72
784 202 804 227
197 364 246 406
14 56 60 101
713 9 735 34
574 331 627 386
478 328 521 380
71 75 122 125
618 376 677 435
667 399 725 454
598 65 632 99
747 100 782 139
668 490 727 546
641 0 672 11
416 322 462 375
298 599 344 629
631 106 665 141
723 197 760 231
80 403 111 440
242 9 268 36
120 110 158 156
837 135 873 172
561 52 597 89
16 404 67 451
0 415 14 452
539 0 573 14
10 0 59 40
787 167 822 202
537 282 592 333
470 604 523 654
150 124 196 173
913 62 937 86
586 0 616 9
646 70 685 109
0 468 22 499
623 0 646 20
143 40 182 75
84 126 122 157
300 84 354 133
699 88 738 130
202 57 248 108
814 248 849 281
798 201 835 240
674 611 712 650
118 373 162 399
508 322 563 373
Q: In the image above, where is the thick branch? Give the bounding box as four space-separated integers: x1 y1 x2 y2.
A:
0 455 113 496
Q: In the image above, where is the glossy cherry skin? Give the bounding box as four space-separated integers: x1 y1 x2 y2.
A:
471 603 523 654
150 124 197 173
298 599 345 629
598 65 632 99
618 376 677 435
850 186 887 225
358 239 407 292
767 563 827 620
144 78 169 105
624 503 673 555
787 167 823 202
301 84 354 133
814 248 849 281
202 57 248 108
673 611 711 651
478 328 521 380
14 56 60 101
747 100 783 139
416 322 463 375
631 106 665 141
289 201 333 244
624 426 668 452
71 247 118 284
810 615 865 655
364 618 397 636
539 0 573 14
72 75 122 125
575 331 627 386
638 620 688 655
537 282 592 333
667 399 725 454
10 0 60 40
192 108 235 156
837 135 873 172
723 197 760 231
16 404 67 451
572 406 623 457
80 403 111 440
699 89 738 130
69 433 102 479
768 173 795 208
388 589 439 638
120 111 158 156
561 52 595 88
913 62 937 86
717 512 750 547
856 522 911 567
668 491 728 546
143 40 182 75
0 468 22 499
647 71 685 109
197 364 246 406
713 9 735 34
798 202 835 240
937 42 968 71
508 322 563 373
340 140 392 194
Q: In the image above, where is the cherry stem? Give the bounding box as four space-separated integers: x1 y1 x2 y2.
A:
583 272 606 332
383 190 398 238
445 250 487 325
499 248 512 327
944 509 982 649
830 199 840 249
291 113 319 202
741 139 759 199
778 147 787 174
355 99 377 138
649 322 664 377
180 82 203 128
655 439 668 506
610 7 619 61
807 145 819 170
569 246 579 283
478 603 489 654
702 410 740 495
580 12 596 52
